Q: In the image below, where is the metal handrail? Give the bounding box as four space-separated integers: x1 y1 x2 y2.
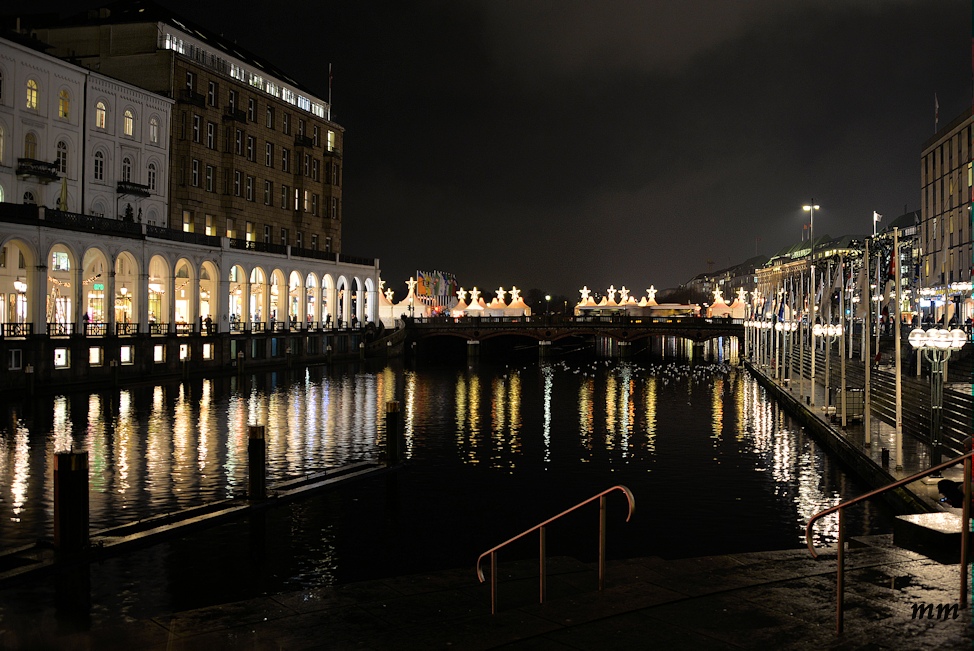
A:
475 485 635 614
806 451 973 634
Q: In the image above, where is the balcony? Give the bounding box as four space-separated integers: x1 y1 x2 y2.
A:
116 180 151 197
16 158 59 183
323 147 342 158
177 89 206 108
294 134 315 148
223 106 247 123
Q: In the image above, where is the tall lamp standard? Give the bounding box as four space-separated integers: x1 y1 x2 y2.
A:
908 327 967 475
804 202 819 404
545 294 551 324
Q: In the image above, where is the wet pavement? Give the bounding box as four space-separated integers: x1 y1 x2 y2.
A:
4 536 971 650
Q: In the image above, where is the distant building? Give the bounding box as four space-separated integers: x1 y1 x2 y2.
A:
30 0 343 253
920 107 972 290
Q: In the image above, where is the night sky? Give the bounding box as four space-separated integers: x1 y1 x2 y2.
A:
9 1 972 299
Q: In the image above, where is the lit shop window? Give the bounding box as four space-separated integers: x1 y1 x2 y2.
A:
54 348 70 369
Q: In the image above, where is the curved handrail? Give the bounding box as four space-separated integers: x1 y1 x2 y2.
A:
804 450 973 634
476 485 634 583
805 450 974 559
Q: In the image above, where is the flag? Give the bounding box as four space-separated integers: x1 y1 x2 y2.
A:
873 211 882 230
855 259 868 319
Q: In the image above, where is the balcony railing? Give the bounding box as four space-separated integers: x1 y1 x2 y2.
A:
16 158 59 182
223 106 247 122
177 89 206 108
294 134 315 148
116 180 151 197
2 323 33 338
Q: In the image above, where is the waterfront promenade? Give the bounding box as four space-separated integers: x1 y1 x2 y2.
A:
5 356 973 650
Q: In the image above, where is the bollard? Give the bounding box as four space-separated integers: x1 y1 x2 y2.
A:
385 401 401 465
359 341 366 360
881 448 890 468
54 451 89 554
248 425 266 500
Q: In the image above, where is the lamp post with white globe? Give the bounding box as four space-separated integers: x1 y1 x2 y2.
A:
909 326 968 473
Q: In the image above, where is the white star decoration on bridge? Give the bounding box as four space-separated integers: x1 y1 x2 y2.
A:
384 288 394 302
495 287 507 302
736 288 747 303
606 285 617 302
619 286 630 302
456 287 467 302
646 286 657 302
579 286 591 301
510 286 521 301
469 287 481 303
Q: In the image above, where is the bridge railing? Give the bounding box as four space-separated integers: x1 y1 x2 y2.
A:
409 315 744 327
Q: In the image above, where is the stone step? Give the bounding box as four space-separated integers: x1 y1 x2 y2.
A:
892 512 964 563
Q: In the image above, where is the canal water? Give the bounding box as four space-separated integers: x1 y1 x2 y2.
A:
0 345 892 630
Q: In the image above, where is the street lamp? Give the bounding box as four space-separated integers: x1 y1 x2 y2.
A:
545 294 551 323
908 326 967 474
813 323 843 413
803 202 819 403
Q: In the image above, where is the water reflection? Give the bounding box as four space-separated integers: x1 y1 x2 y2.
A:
0 358 882 554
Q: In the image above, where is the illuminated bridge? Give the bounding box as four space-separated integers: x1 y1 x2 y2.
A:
405 315 744 348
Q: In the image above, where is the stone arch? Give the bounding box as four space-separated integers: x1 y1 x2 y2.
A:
268 269 286 325
305 273 319 324
81 247 111 322
287 270 304 324
322 273 336 326
45 242 77 325
249 266 267 323
114 250 140 326
364 277 377 324
147 255 171 325
228 264 247 324
336 275 350 326
174 259 197 324
1 238 38 325
200 261 219 322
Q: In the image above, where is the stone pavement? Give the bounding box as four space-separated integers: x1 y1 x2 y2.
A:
5 536 971 650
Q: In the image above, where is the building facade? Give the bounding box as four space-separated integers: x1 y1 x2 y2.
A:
32 0 343 253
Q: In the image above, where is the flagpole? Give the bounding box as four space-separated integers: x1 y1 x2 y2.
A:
840 255 847 427
327 63 332 121
894 227 903 469
863 237 872 446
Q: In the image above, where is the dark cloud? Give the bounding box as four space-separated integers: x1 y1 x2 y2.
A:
8 0 970 299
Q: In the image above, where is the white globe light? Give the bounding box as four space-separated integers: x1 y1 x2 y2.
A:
949 328 967 350
775 322 783 332
812 324 823 336
931 329 951 350
908 328 926 349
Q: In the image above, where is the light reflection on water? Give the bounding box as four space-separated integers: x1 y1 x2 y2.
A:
0 358 885 567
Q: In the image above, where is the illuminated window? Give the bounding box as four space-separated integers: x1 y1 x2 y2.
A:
58 90 70 118
149 116 159 144
327 130 335 151
94 151 104 180
95 101 107 129
123 109 134 136
54 348 70 368
179 344 189 361
26 79 37 109
89 347 103 366
153 344 165 363
203 343 214 360
120 345 134 364
147 162 157 190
